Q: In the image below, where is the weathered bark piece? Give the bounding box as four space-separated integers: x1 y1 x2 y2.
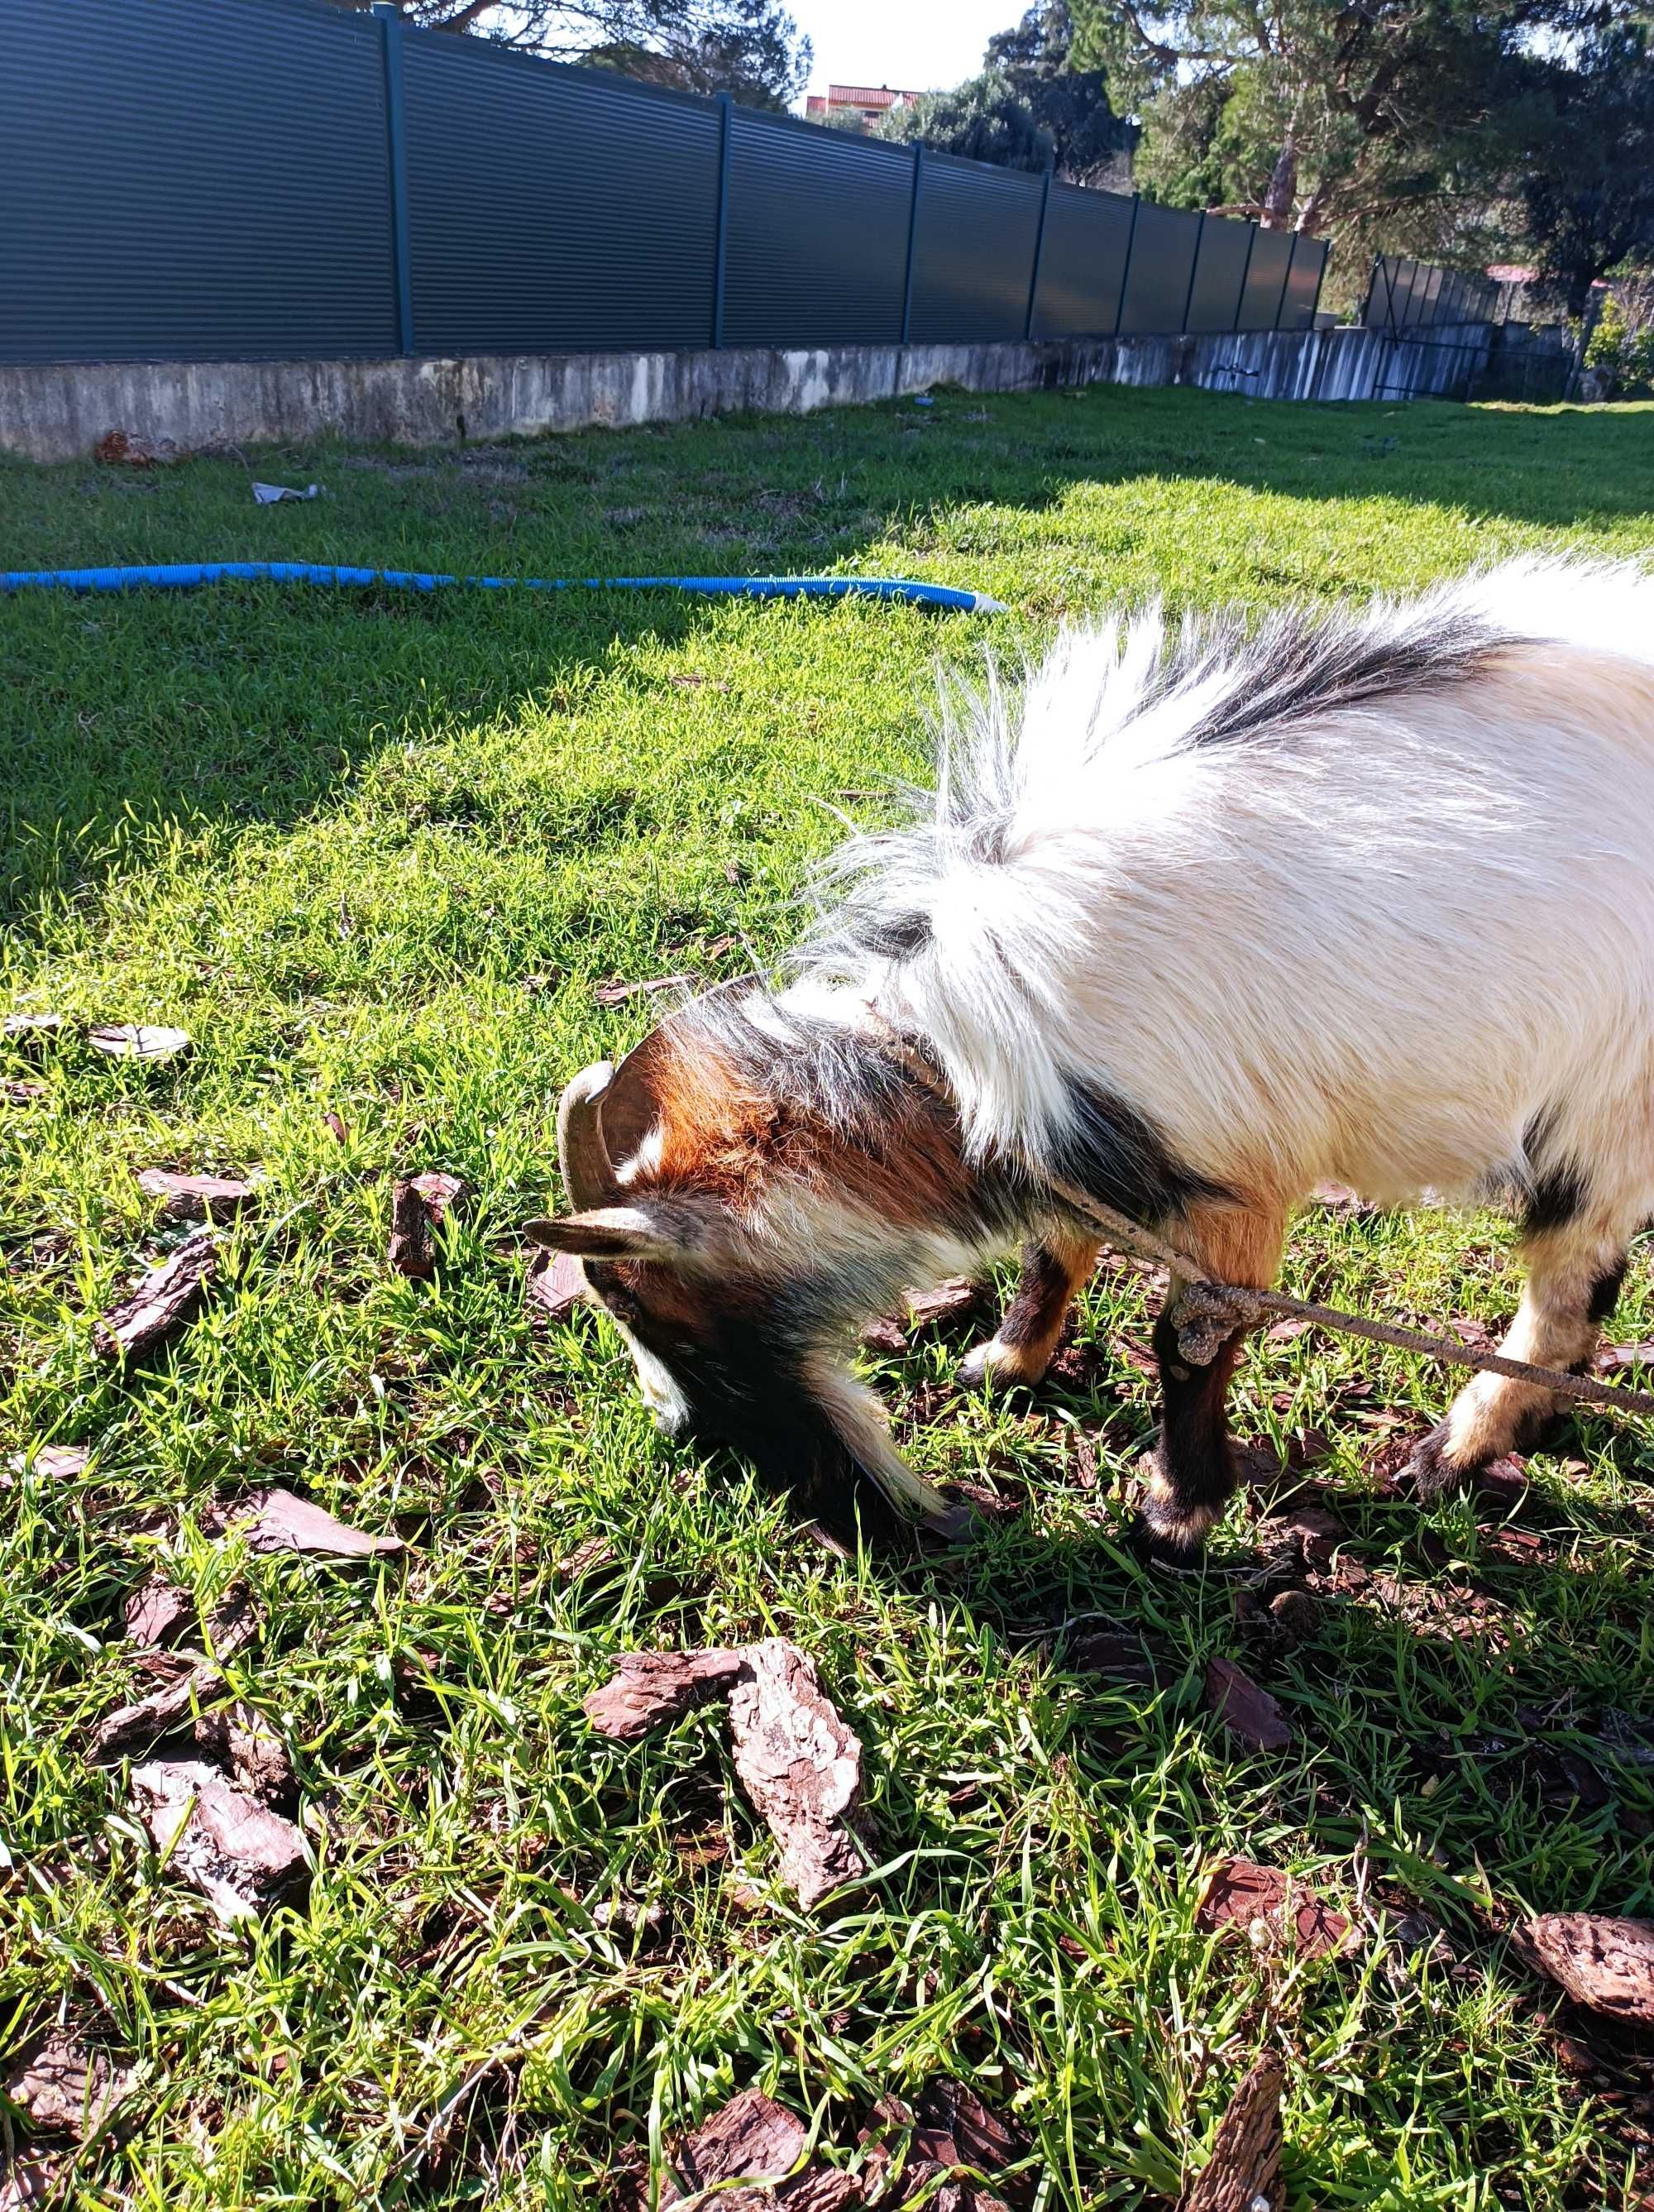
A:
1196 1859 1352 1960
1178 2053 1286 2212
903 1279 982 1329
193 1702 297 1809
86 1664 229 1763
1065 1628 1159 1687
2 2032 136 2140
858 1312 909 1357
241 1487 403 1558
388 1171 466 1278
135 1168 260 1222
2 1080 45 1105
95 1233 218 1359
593 974 694 1007
1 1012 65 1042
857 2085 1021 2211
1520 1913 1654 2023
7 1444 91 1482
130 1760 308 1921
124 1576 195 1648
1205 1658 1293 1752
727 1638 865 1908
665 2087 807 2199
88 1024 191 1061
0 2155 58 2209
527 1248 587 1319
584 1649 750 1742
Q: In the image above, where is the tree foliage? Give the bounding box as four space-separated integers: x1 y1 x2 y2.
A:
1069 1 1625 276
1519 23 1654 315
875 2 1134 184
327 0 810 110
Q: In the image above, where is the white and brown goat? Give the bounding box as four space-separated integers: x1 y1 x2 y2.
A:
530 557 1654 1556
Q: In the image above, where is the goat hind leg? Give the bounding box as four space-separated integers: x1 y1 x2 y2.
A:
1408 1216 1632 1497
960 1228 1101 1390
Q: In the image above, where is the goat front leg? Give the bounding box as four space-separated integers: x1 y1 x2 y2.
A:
1137 1199 1287 1563
1407 1214 1632 1496
960 1228 1101 1390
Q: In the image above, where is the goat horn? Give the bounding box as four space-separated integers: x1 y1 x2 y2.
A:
557 1061 616 1209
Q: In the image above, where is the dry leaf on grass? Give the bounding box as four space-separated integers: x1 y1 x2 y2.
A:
658 2087 806 2203
0 2156 58 2210
1519 1913 1654 2023
1177 2052 1285 2212
88 1024 191 1061
728 1639 865 1908
2 2032 136 2141
241 1487 403 1558
388 1172 466 1278
594 974 695 1007
1205 1658 1293 1752
2 1080 45 1105
130 1759 308 1921
584 1649 749 1741
135 1168 260 1222
93 429 184 467
1196 1858 1353 1960
1597 1339 1654 1372
321 1110 350 1144
1 1012 65 1042
527 1248 587 1320
1064 1628 1160 1687
95 1233 218 1360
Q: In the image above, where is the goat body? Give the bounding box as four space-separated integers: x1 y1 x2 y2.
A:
533 558 1654 1553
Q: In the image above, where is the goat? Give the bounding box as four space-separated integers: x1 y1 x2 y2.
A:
528 556 1654 1556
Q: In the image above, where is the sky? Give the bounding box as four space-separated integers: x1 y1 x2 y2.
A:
786 0 1019 103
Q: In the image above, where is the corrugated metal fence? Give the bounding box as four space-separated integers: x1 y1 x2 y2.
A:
1362 256 1501 331
0 0 1331 367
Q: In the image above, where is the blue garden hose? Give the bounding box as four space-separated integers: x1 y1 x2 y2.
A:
0 561 1005 613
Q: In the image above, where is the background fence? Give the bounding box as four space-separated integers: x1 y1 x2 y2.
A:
1362 256 1501 332
0 0 1330 368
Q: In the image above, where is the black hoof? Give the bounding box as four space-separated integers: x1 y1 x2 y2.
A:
1401 1420 1463 1501
1127 1511 1210 1575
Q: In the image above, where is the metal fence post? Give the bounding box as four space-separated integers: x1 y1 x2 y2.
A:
1232 222 1257 331
1307 239 1327 325
372 0 414 357
1179 208 1206 332
1112 192 1140 334
710 90 733 348
1024 162 1053 341
900 141 925 347
1274 231 1299 329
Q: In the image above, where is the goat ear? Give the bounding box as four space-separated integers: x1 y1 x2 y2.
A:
521 1206 690 1263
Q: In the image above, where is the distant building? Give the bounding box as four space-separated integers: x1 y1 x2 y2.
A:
805 83 921 132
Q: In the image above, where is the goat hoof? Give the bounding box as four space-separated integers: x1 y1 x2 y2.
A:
1126 1511 1209 1576
1402 1421 1470 1501
958 1338 1040 1392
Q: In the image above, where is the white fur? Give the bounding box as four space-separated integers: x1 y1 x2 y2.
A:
815 556 1654 1236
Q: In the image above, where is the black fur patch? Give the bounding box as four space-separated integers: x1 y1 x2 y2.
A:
1589 1261 1628 1326
849 909 932 960
996 1240 1080 1352
1523 1162 1588 1235
1171 606 1513 753
1049 1074 1225 1225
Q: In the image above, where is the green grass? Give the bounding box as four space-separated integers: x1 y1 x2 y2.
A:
3 385 1654 2211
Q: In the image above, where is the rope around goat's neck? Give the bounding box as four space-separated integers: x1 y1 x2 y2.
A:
863 1013 1654 1423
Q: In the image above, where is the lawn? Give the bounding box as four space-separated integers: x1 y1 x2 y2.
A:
3 384 1654 2212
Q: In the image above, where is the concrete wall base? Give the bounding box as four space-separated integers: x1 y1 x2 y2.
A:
0 323 1493 464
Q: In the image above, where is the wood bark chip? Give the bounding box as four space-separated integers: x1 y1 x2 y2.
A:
1519 1913 1654 2023
135 1168 260 1222
241 1487 403 1558
0 2156 57 2209
585 1640 866 1906
902 1278 982 1330
86 1664 229 1764
6 1443 91 1484
1064 1627 1159 1686
1 1012 65 1042
95 1232 218 1359
651 2085 863 2209
2 1080 45 1105
130 1759 308 1921
321 1110 350 1144
388 1172 465 1278
584 1649 750 1741
727 1638 865 1908
858 2084 1024 2210
1205 1658 1293 1752
1196 1858 1353 1960
124 1575 196 1647
2 2032 136 2142
88 1023 191 1061
527 1247 587 1320
192 1702 297 1809
1177 2052 1285 2212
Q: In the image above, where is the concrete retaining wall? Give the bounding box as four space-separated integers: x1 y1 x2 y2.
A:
0 322 1494 464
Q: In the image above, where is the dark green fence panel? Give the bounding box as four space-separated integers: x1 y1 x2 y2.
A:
724 112 910 347
403 40 719 353
0 0 396 363
1030 183 1135 336
1280 237 1327 330
1185 217 1252 333
909 152 1045 344
1118 202 1202 333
